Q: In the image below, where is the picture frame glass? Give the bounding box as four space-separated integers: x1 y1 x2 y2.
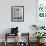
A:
11 6 24 22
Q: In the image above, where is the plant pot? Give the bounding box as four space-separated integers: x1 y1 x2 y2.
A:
40 38 45 43
37 39 45 44
37 39 40 43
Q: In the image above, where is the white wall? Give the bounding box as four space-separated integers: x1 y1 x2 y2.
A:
0 0 36 33
0 0 37 42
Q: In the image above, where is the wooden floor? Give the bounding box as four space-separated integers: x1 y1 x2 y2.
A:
0 42 46 46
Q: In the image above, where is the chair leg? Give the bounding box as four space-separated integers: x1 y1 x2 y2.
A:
4 33 7 46
4 41 7 46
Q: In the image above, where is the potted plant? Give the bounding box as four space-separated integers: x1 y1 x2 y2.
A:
32 24 45 30
32 25 39 30
40 26 45 29
33 32 46 43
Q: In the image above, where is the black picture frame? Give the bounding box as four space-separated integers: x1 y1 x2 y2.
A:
11 6 24 22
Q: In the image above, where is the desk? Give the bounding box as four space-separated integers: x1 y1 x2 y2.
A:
4 33 30 46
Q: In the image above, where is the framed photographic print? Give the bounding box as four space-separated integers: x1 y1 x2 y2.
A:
11 6 24 22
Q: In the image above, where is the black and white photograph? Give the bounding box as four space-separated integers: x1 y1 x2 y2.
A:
11 6 24 22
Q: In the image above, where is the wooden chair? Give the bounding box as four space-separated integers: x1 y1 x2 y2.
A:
4 33 18 46
18 33 30 46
